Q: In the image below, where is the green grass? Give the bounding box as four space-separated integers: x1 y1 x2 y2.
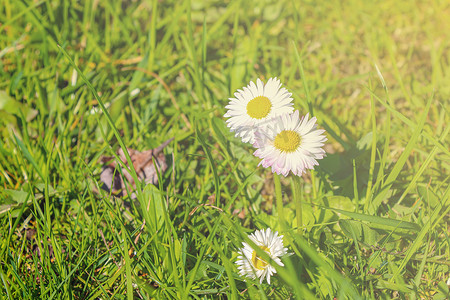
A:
1 0 449 298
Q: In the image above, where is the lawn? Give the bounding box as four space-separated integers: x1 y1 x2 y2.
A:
0 0 449 299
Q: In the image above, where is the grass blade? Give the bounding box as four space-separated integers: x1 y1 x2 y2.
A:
370 94 433 211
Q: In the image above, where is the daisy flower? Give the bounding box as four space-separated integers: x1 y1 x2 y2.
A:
224 78 294 143
253 110 327 177
236 228 288 284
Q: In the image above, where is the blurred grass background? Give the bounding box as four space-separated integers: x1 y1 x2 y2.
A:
0 0 449 299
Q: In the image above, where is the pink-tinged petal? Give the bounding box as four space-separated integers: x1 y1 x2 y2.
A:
251 110 326 176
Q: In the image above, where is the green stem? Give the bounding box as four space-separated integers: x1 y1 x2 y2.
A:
292 175 302 235
311 170 317 199
274 174 284 231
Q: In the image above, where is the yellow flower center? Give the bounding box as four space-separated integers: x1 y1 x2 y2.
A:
274 130 301 152
251 245 270 270
246 96 272 119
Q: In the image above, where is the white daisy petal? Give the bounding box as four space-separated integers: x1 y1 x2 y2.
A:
224 78 294 143
235 228 288 285
256 78 265 95
264 77 281 99
253 110 327 177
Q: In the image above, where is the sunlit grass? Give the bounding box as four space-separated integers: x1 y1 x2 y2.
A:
0 0 449 299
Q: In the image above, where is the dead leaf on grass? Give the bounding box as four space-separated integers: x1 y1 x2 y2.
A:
100 138 173 198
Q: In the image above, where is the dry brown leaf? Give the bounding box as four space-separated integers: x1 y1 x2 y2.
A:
100 138 173 198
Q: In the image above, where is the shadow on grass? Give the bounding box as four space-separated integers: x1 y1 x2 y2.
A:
319 132 380 200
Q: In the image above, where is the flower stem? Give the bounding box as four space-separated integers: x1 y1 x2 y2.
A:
292 175 302 235
274 174 284 230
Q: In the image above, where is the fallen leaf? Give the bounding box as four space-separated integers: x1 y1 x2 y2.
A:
100 138 173 198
